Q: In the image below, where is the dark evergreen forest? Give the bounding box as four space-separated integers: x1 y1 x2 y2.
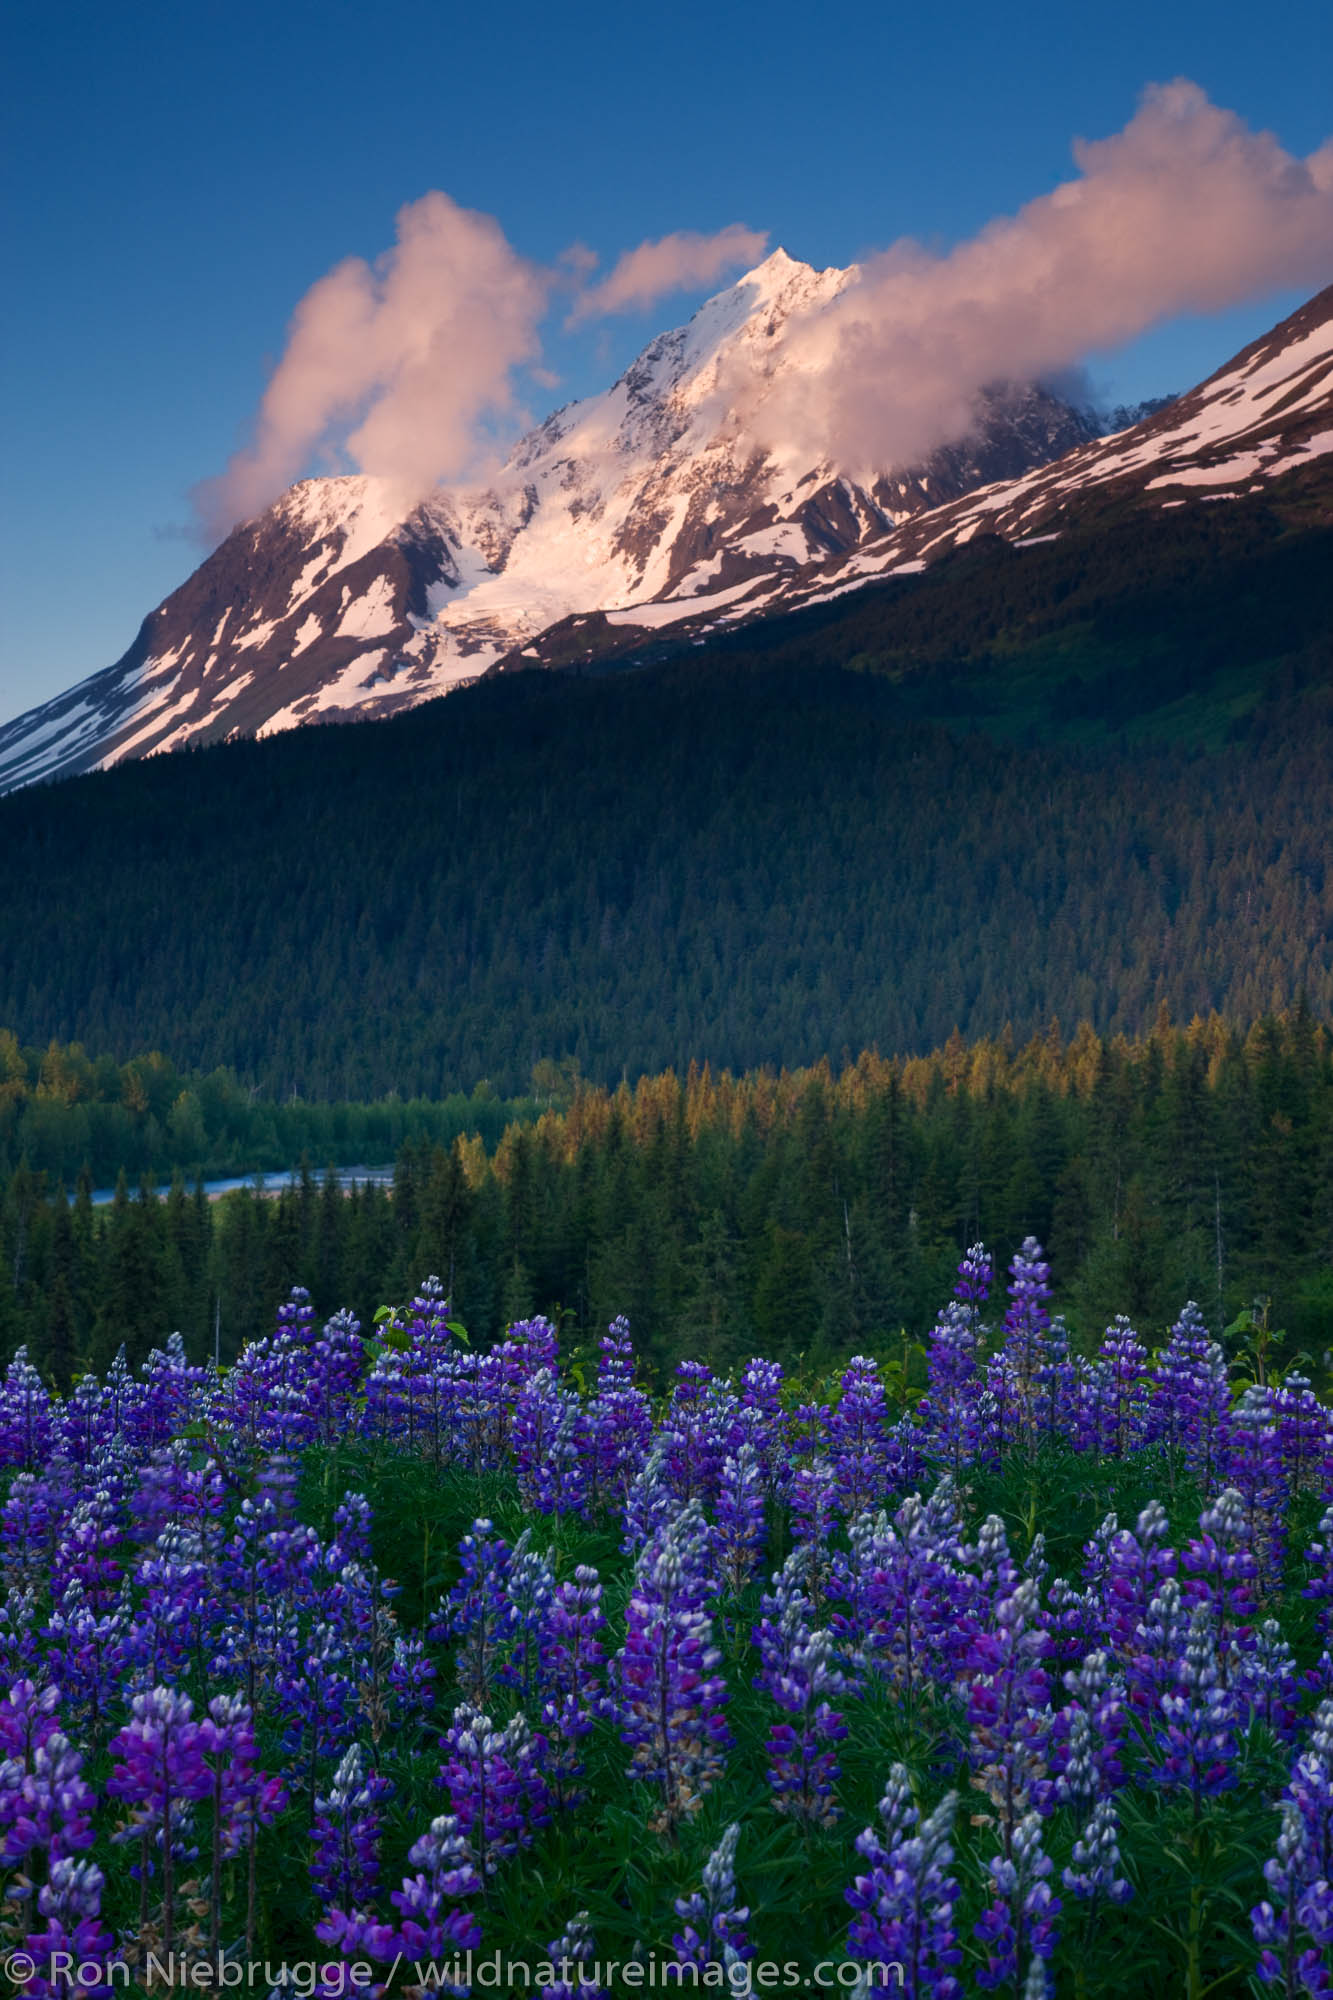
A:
0 1032 536 1185
4 1011 1330 1391
1 477 1329 1102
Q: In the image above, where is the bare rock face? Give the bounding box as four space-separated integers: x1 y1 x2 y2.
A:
3 261 1331 793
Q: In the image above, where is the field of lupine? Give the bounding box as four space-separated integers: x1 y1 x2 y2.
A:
2 1241 1333 1998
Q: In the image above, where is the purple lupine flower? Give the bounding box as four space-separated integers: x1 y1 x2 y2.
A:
135 1333 208 1452
583 1317 654 1513
0 1676 62 1768
1270 1373 1330 1498
962 1577 1052 1854
923 1303 984 1480
1033 1314 1075 1446
2 1467 77 1593
21 1857 118 1999
1287 1701 1333 1900
513 1368 586 1519
974 1811 1061 1992
456 1317 557 1471
1040 1651 1126 1817
0 1586 42 1679
544 1912 608 2000
738 1357 789 1494
311 1742 392 1910
0 1684 98 1898
498 1532 556 1706
1253 1798 1333 1997
1222 1387 1289 1593
659 1369 743 1513
1181 1489 1260 1687
1146 1303 1229 1486
845 1768 963 2000
790 1399 832 1460
784 1448 836 1536
275 1616 361 1821
60 1374 114 1468
673 1820 754 1969
430 1519 513 1708
622 1447 677 1560
328 1492 375 1569
1095 1501 1177 1673
437 1702 550 1874
1093 1318 1148 1457
126 1523 219 1695
360 1276 458 1461
198 1694 285 1956
382 1812 482 1973
50 1484 124 1613
1155 1603 1241 1811
829 1357 892 1518
999 1239 1053 1447
971 1512 1022 1605
0 1347 55 1470
1063 1797 1132 1904
715 1442 766 1598
537 1565 612 1806
100 1346 141 1446
1236 1619 1303 1743
752 1547 848 1825
219 1287 320 1454
306 1309 368 1448
450 1348 513 1478
920 1245 990 1469
210 1492 308 1710
107 1686 214 1951
129 1446 225 1546
387 1632 436 1728
616 1502 730 1831
956 1242 993 1311
843 1480 970 1700
1043 1567 1099 1684
1126 1573 1191 1745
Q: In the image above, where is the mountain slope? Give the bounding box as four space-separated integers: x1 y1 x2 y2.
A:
0 592 1328 1097
556 278 1333 651
0 249 1096 791
3 270 1329 794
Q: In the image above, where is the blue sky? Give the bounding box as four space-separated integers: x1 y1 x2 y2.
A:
2 0 1329 724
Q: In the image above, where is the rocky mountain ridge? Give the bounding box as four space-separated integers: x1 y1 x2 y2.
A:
2 259 1329 792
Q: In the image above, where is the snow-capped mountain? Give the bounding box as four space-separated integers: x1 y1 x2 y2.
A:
0 250 1095 790
747 279 1333 623
2 259 1330 792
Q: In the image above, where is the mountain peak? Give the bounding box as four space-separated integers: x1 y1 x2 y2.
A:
725 243 843 313
734 244 809 290
3 283 1329 794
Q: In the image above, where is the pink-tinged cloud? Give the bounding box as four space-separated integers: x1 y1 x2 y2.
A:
194 191 550 537
568 224 769 324
743 82 1333 474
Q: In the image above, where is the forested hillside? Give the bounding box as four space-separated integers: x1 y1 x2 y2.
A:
4 1011 1329 1387
0 668 1329 1100
2 475 1330 1098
